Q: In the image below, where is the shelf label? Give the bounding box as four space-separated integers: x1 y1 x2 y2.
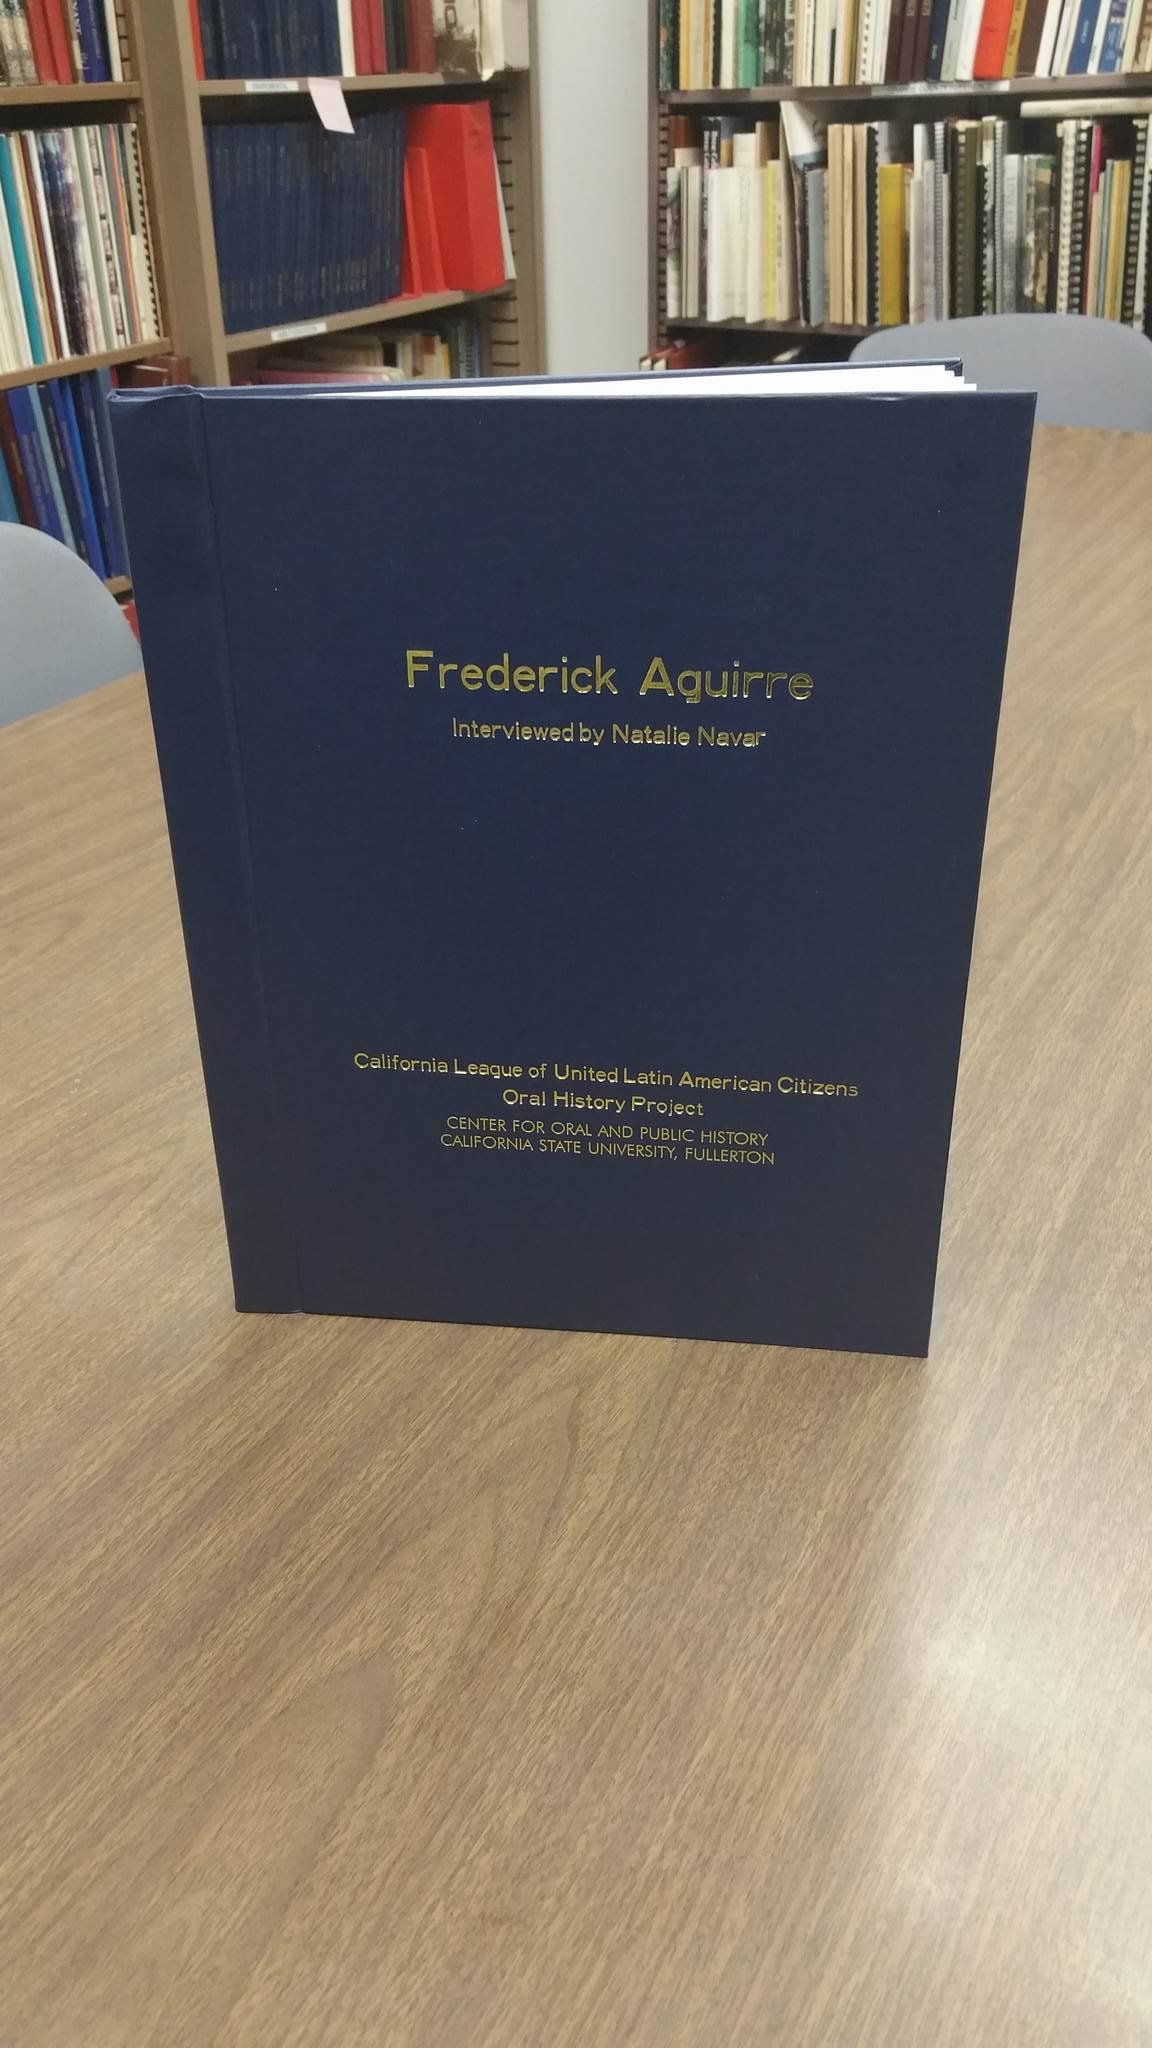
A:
307 77 355 132
244 77 301 92
268 319 329 342
904 76 1011 91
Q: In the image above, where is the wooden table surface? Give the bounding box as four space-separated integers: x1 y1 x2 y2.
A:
2 425 1150 2048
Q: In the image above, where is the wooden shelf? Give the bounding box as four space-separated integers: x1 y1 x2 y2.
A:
668 316 872 338
198 72 478 97
0 81 143 105
0 340 173 392
664 73 1152 103
225 287 512 353
105 576 132 596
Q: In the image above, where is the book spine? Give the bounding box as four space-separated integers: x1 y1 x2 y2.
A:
0 393 37 518
1068 120 1090 306
660 0 678 84
935 125 950 313
0 136 46 363
121 122 160 340
108 390 304 1312
0 439 20 520
941 0 967 69
0 0 33 82
996 0 1020 68
41 375 97 565
666 164 683 319
70 367 118 571
10 0 38 79
1115 0 1139 68
73 0 109 79
1065 0 1099 68
975 0 1018 68
404 0 435 70
5 385 63 536
41 0 73 78
101 0 120 78
27 381 75 544
25 0 58 80
1122 117 1148 318
925 0 953 76
1013 0 1049 68
1097 0 1128 66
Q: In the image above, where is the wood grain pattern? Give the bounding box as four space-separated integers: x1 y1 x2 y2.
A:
1 425 1150 2047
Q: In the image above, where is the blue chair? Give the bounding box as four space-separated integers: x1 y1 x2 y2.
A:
852 314 1152 430
0 525 139 727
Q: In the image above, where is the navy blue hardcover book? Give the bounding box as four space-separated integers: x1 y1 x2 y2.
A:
110 367 1033 1356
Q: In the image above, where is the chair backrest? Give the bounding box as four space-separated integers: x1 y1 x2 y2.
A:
852 315 1152 430
0 524 140 727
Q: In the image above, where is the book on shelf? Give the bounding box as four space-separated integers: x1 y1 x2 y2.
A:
0 120 160 375
0 364 128 578
109 362 1033 1353
664 103 1152 326
204 98 509 332
187 0 526 79
250 310 482 378
0 0 123 84
662 0 1152 85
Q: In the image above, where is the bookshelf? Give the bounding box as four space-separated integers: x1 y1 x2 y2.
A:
131 0 542 388
2 1 543 599
0 341 172 392
649 0 1152 348
0 81 143 104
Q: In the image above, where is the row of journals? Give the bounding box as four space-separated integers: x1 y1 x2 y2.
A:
0 123 161 378
250 312 482 379
665 108 1152 326
661 0 1152 85
206 100 510 334
0 368 128 580
0 0 122 84
190 0 526 79
192 0 432 76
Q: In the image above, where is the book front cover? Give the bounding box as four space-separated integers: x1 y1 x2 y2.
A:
113 384 1032 1355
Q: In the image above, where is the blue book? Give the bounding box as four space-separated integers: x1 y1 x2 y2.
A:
73 0 111 82
1098 0 1128 68
37 382 87 559
1067 0 1102 70
55 376 108 575
73 370 123 576
93 369 130 575
5 387 65 543
109 369 1035 1354
924 0 954 79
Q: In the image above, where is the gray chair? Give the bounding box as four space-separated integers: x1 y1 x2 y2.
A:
0 524 140 727
852 314 1152 430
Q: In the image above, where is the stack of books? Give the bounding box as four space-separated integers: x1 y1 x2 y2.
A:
252 311 483 379
205 99 510 333
0 366 129 580
189 0 523 78
665 106 1152 327
191 0 435 77
0 123 162 375
661 0 1152 86
206 111 408 331
0 0 124 83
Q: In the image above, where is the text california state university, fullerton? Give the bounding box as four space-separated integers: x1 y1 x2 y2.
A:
405 650 815 704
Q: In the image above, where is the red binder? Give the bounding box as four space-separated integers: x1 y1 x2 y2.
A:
405 101 506 294
402 149 447 297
